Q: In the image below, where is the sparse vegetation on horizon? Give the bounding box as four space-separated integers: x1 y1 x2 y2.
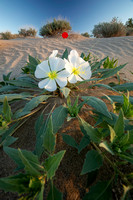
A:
81 32 90 37
92 17 126 38
125 18 133 36
39 18 72 37
0 32 19 40
18 28 37 37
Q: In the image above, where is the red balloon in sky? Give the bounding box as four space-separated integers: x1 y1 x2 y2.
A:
62 32 68 38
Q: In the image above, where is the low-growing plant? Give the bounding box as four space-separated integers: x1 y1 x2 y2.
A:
39 18 71 37
0 48 133 199
103 57 118 69
0 113 66 199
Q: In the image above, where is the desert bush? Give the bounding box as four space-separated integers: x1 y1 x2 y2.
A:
39 18 72 37
92 17 126 38
126 18 133 28
126 27 133 36
0 31 13 40
18 28 37 37
81 32 90 37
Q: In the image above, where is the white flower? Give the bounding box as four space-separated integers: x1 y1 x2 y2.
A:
65 50 92 83
35 51 70 92
49 50 58 58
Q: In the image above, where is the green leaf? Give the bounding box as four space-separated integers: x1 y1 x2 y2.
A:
44 150 66 180
3 96 12 122
102 95 133 104
109 125 116 143
0 173 29 193
81 150 103 175
4 147 43 172
78 135 90 153
5 80 37 88
47 184 63 200
100 63 126 80
0 122 19 146
119 133 130 146
36 184 44 200
99 141 114 155
14 95 50 119
34 121 47 158
18 149 41 176
89 83 118 92
35 112 44 135
3 136 18 147
29 55 39 66
91 57 107 71
62 134 78 149
118 153 133 164
80 52 85 59
0 93 31 102
127 130 133 145
79 117 101 143
114 109 124 137
52 106 68 134
60 87 71 98
61 48 68 59
83 181 112 200
86 170 99 187
43 116 55 153
0 85 20 93
113 83 133 91
82 96 111 118
3 71 12 81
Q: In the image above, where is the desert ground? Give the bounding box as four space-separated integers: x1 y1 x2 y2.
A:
0 36 133 82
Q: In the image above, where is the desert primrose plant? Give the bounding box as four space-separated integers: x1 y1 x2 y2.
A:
0 48 133 199
0 113 66 199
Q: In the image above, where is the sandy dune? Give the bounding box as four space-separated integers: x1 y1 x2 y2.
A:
0 36 133 81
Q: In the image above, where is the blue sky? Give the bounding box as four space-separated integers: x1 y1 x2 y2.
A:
0 0 133 35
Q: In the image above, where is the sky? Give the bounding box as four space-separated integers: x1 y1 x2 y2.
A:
0 0 133 36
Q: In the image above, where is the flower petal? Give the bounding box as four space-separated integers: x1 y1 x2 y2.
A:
58 69 70 78
76 75 83 82
68 74 77 83
49 50 58 58
79 67 92 80
49 57 59 71
68 50 79 67
35 60 50 78
38 78 49 88
45 79 57 91
56 77 67 88
64 59 73 73
56 58 66 71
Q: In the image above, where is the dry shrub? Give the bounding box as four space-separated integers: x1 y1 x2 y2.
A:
0 32 14 40
39 18 72 37
126 27 133 36
18 28 37 37
92 17 126 38
81 32 90 38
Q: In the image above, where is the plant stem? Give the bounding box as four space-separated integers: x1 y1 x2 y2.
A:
91 142 130 185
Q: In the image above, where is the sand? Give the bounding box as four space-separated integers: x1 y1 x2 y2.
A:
0 36 133 82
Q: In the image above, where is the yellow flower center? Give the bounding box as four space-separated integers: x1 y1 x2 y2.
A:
48 71 57 80
72 67 80 75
